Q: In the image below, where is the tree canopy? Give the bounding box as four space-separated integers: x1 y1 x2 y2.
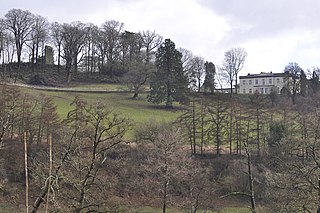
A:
148 39 189 108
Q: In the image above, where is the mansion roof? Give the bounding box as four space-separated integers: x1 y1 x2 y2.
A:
239 72 290 79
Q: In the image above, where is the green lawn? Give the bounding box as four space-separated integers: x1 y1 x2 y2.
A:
23 88 182 124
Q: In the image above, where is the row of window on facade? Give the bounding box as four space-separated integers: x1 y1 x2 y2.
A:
242 88 269 94
242 78 284 85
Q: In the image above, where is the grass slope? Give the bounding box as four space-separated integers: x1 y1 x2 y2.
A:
23 88 182 124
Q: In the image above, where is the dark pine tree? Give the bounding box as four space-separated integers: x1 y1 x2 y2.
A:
203 61 216 94
300 70 307 96
148 39 188 109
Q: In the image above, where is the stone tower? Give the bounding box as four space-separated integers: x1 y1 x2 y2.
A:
45 45 54 65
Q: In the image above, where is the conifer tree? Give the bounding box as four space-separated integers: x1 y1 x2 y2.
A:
148 39 188 108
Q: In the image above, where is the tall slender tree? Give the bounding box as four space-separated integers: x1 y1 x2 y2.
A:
203 61 216 94
100 20 123 78
27 15 49 65
148 39 188 108
221 48 247 95
50 22 63 72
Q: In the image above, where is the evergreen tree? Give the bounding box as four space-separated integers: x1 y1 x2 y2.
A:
300 70 307 96
203 61 216 94
148 39 188 108
310 68 320 96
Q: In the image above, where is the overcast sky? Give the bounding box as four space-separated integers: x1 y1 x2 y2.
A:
1 0 320 75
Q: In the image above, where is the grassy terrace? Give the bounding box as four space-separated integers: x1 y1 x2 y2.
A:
22 87 182 124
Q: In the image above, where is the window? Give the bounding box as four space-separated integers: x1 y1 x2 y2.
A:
262 79 265 85
265 88 268 93
249 89 252 94
276 78 280 84
249 79 252 85
269 78 272 84
255 79 259 84
243 80 246 85
260 88 264 94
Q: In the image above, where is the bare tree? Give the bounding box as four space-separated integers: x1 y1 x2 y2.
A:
63 97 131 212
249 91 268 158
265 101 320 212
215 66 227 90
3 9 34 66
244 137 256 213
100 20 124 78
179 48 196 89
60 22 88 82
189 56 205 92
27 15 49 65
284 62 303 104
221 48 247 95
0 26 16 65
138 123 185 213
83 23 99 74
140 30 162 63
122 54 155 98
207 96 228 156
50 22 63 72
176 99 200 155
94 28 107 74
0 85 20 148
31 97 132 212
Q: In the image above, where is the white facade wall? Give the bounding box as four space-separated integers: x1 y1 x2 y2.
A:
239 73 291 94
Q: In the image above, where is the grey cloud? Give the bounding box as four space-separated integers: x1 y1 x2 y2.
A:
198 0 320 39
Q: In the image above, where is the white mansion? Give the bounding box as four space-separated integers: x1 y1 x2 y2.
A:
239 72 294 94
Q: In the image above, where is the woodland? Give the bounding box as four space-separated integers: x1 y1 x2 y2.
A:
1 8 320 213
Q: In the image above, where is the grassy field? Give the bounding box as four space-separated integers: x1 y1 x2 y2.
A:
23 88 182 124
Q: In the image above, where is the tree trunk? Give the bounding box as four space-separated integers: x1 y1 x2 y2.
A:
236 122 239 154
132 91 138 99
57 45 61 73
162 180 168 213
318 173 320 213
229 107 233 156
37 108 43 145
24 132 29 213
66 59 72 83
235 74 238 94
45 134 52 213
230 80 233 97
165 85 173 109
200 104 204 156
256 108 260 158
245 143 256 213
192 100 196 155
216 124 220 157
